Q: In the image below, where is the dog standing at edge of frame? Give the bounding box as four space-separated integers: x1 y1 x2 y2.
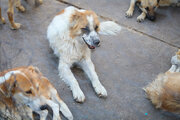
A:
0 0 43 30
126 0 180 22
0 66 73 120
144 50 180 113
47 6 121 103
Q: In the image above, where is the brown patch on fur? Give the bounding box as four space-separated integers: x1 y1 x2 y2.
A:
56 9 65 16
176 50 180 60
69 10 100 38
144 72 180 113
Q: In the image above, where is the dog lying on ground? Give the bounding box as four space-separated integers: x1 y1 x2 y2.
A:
0 0 43 29
126 0 180 22
47 6 121 102
0 66 73 120
144 50 180 113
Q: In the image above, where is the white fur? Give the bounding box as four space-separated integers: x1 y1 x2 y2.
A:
169 53 180 72
0 70 25 84
47 6 121 102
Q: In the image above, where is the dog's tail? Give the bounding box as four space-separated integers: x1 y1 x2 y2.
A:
98 21 121 35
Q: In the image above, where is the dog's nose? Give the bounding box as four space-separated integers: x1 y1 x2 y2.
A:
93 40 100 46
149 16 156 21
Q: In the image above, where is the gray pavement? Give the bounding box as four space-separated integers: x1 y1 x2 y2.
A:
0 0 180 120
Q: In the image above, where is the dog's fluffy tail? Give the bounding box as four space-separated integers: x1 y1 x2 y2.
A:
98 21 121 35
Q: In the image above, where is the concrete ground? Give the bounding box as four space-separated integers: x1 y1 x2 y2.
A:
0 0 180 120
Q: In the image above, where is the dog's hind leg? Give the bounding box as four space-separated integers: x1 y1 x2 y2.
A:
79 58 107 98
16 0 25 12
58 61 85 103
7 0 21 29
126 0 136 17
0 0 5 24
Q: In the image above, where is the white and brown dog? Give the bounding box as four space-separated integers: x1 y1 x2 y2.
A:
144 50 180 113
47 6 121 102
0 66 73 120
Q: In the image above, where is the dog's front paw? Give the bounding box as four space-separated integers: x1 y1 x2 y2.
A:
125 10 133 17
72 88 85 103
35 0 43 6
16 6 25 12
137 15 145 22
10 23 21 30
0 17 6 24
93 83 107 98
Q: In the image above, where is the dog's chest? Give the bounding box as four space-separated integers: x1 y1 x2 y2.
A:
58 40 90 62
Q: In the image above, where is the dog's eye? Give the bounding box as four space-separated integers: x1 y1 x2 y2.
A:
25 90 32 94
153 6 156 9
95 25 98 31
145 7 149 11
81 26 89 32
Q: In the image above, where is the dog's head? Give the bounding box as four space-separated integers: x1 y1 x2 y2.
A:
0 66 41 103
68 7 121 49
69 10 101 49
137 0 160 21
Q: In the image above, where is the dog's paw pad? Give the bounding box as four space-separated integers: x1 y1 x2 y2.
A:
125 10 133 17
72 89 85 103
94 84 107 98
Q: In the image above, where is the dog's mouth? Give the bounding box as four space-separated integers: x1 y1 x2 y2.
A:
82 37 96 49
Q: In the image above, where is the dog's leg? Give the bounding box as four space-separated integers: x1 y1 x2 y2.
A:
126 0 136 17
58 61 85 102
137 12 146 22
79 58 107 97
43 99 61 120
16 0 25 12
35 0 43 6
0 0 5 24
7 0 21 29
50 90 73 120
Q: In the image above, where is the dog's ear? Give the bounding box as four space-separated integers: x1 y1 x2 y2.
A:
157 0 160 4
98 21 121 35
1 73 17 98
70 11 84 28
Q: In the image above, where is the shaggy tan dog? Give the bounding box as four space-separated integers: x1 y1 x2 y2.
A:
144 50 180 113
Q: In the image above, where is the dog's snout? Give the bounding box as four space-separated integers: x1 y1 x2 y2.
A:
93 40 100 46
147 14 156 21
149 16 156 21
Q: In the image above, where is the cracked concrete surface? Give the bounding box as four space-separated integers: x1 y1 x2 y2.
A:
0 0 180 119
